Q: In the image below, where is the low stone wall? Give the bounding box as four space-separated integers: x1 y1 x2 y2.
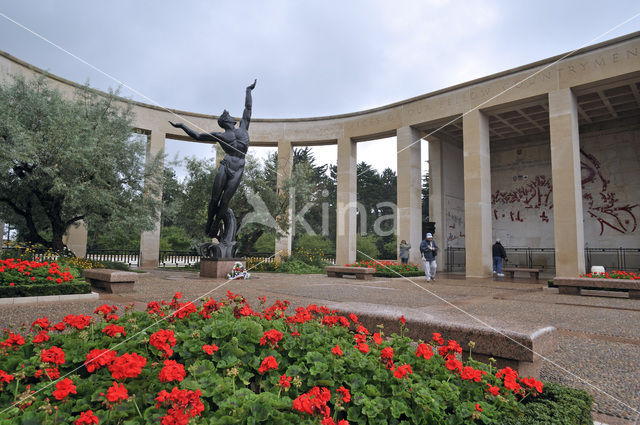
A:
554 276 640 298
83 269 138 293
331 302 557 379
325 266 376 280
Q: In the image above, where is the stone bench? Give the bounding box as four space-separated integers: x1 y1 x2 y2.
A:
325 266 376 280
83 269 138 293
554 276 640 299
329 302 556 378
503 267 542 280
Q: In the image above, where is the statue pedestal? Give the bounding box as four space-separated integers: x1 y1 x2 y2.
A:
200 258 246 279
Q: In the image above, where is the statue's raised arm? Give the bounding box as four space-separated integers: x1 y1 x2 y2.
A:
240 79 257 131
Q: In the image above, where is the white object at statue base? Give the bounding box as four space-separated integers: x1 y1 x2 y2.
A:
590 266 605 274
226 261 251 280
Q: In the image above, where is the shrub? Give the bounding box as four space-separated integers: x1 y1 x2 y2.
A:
347 260 424 278
278 259 324 274
294 234 335 257
0 292 568 424
99 260 131 271
246 257 280 272
502 381 593 425
356 235 379 261
0 281 91 297
290 246 329 267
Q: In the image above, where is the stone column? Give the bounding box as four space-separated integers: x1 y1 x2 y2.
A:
336 136 357 265
428 136 446 270
275 140 293 258
139 130 165 268
463 110 493 278
396 126 423 265
549 88 585 276
63 220 88 258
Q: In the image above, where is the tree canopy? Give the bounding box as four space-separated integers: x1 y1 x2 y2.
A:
0 76 161 252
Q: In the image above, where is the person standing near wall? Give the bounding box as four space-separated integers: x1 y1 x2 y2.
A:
420 233 438 281
399 240 411 264
493 238 507 277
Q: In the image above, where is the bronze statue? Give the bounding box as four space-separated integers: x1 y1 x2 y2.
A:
170 79 256 258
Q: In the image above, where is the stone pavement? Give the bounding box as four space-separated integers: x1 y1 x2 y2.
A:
1 270 638 424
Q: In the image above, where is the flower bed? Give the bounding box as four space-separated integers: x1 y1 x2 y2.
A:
346 260 424 278
0 291 591 424
0 258 90 298
579 270 639 279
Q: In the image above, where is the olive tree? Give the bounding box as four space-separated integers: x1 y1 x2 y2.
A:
0 76 161 252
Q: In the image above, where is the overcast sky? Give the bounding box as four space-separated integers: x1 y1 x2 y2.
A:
1 1 639 178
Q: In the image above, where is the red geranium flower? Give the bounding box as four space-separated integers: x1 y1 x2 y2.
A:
41 346 65 365
259 329 283 347
432 332 445 345
486 384 500 396
63 314 92 330
337 386 351 403
415 343 433 360
32 331 50 344
31 317 50 331
356 325 369 335
356 343 369 354
279 374 292 388
51 322 66 332
445 355 463 373
393 364 412 379
1 332 25 348
460 366 486 382
331 345 343 357
149 329 177 358
155 387 204 422
292 386 331 418
102 324 126 338
496 367 521 393
53 378 76 400
258 356 278 374
75 410 99 425
202 344 219 355
85 349 117 373
158 359 186 383
106 381 129 403
108 353 147 380
521 376 544 394
0 370 14 384
380 347 394 361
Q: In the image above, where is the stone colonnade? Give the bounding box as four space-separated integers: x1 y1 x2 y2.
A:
2 32 638 277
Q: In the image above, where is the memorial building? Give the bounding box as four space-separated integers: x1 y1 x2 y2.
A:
1 32 639 277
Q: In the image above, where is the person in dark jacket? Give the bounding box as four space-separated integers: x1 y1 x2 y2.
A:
492 239 507 277
420 233 438 281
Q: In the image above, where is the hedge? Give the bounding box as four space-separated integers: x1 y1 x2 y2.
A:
0 281 91 298
503 381 593 425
